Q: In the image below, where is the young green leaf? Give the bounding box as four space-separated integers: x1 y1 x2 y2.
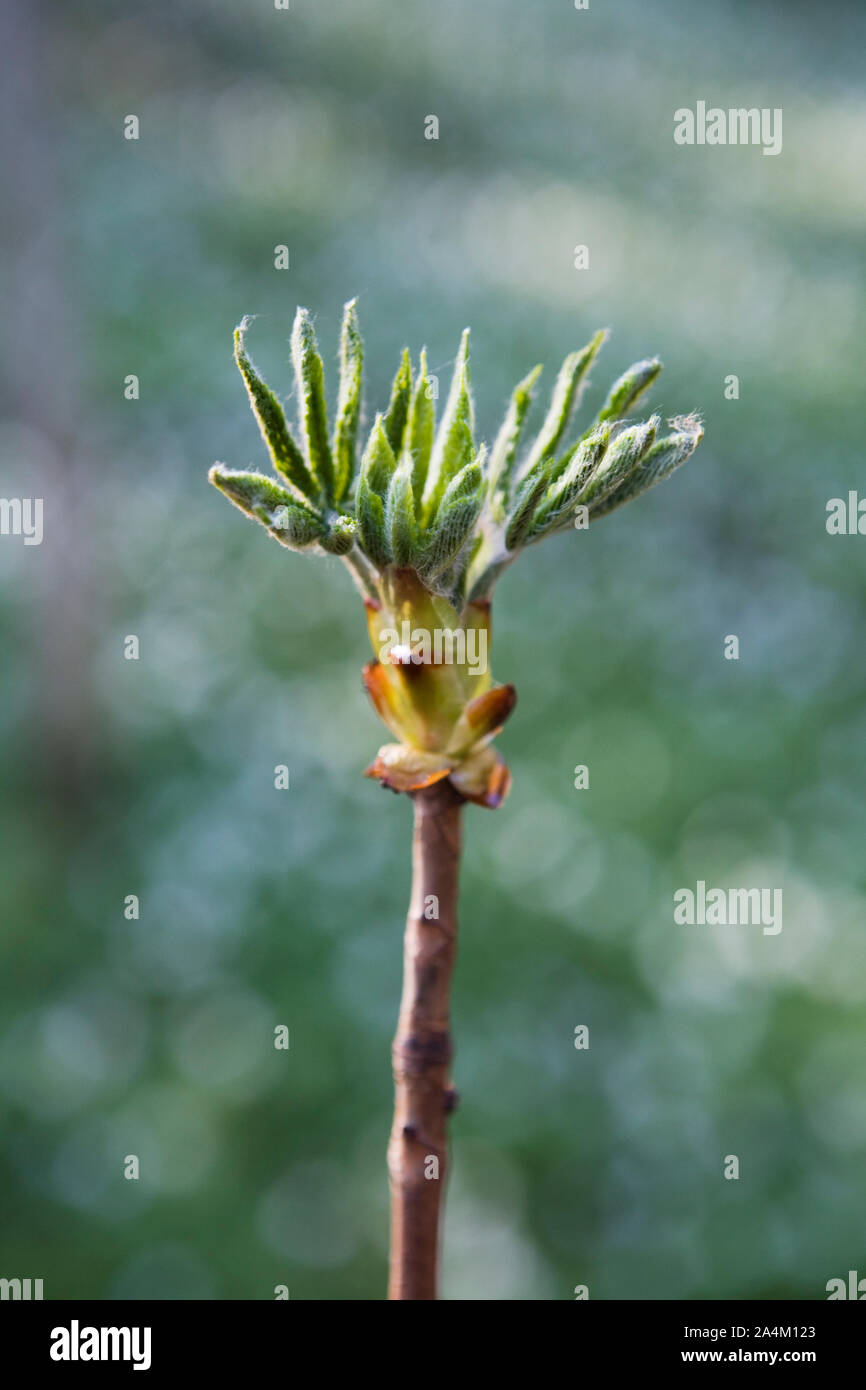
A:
420 450 485 579
383 349 413 458
360 415 397 496
595 357 662 425
487 363 543 511
578 417 660 512
356 487 389 570
407 348 436 511
503 462 550 552
291 308 335 502
333 299 363 502
386 458 418 568
355 416 397 568
518 330 606 480
209 465 326 549
233 320 318 501
221 303 704 613
422 330 474 524
527 425 611 539
590 415 704 519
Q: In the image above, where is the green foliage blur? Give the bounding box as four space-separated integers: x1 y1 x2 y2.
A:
2 0 865 1300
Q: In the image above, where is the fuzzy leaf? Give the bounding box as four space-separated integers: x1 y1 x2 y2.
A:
291 308 335 502
519 330 606 480
420 452 484 578
383 348 413 457
233 320 318 501
578 417 660 511
504 462 549 551
590 415 704 519
487 363 543 510
596 357 662 425
209 466 325 549
356 488 389 569
333 299 363 501
355 417 397 567
386 458 418 568
220 305 703 612
527 425 611 538
360 415 397 496
407 349 436 509
422 329 474 523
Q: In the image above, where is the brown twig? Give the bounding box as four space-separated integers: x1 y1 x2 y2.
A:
387 779 464 1300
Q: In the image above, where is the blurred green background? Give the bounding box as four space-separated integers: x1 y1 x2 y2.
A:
2 0 865 1300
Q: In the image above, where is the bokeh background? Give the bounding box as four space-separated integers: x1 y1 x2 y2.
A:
2 0 865 1300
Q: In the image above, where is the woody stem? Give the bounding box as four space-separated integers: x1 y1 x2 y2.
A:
387 779 464 1300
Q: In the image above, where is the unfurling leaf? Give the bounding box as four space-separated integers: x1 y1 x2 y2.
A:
355 417 397 568
527 425 611 539
383 349 413 457
407 349 436 509
234 320 318 501
209 466 326 548
333 299 363 501
591 415 704 519
487 363 543 512
360 414 397 497
577 416 659 511
386 458 418 568
504 463 548 551
596 357 662 425
422 330 474 523
217 302 705 808
518 330 606 481
420 451 484 579
291 308 335 502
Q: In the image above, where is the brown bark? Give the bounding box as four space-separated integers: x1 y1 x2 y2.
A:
387 779 464 1300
